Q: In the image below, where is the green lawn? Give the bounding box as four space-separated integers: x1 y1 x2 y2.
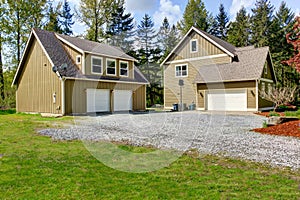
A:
1 113 300 199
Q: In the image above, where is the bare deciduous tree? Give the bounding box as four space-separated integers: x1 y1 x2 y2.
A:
259 86 298 111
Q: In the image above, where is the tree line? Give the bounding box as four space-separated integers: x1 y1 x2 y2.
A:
0 0 299 108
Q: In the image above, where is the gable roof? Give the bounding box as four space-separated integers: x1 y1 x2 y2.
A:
194 46 276 83
161 26 236 65
12 29 148 85
56 33 136 61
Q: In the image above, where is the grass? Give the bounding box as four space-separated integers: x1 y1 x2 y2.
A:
285 109 300 119
1 113 300 199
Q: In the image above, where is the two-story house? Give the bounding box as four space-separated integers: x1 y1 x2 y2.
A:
162 26 276 111
12 29 148 116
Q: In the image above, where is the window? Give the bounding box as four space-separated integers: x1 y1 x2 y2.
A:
106 59 116 75
76 55 81 64
268 83 272 94
264 63 268 75
175 64 188 77
190 39 198 53
91 56 103 74
120 61 129 77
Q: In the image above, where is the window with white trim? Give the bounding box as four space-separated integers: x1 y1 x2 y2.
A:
76 55 81 64
267 83 272 94
106 59 116 75
91 56 103 74
264 63 268 75
190 39 198 53
120 61 129 77
175 64 188 77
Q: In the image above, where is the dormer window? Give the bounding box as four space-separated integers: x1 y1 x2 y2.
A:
190 39 198 53
91 56 103 75
106 59 116 76
76 55 81 64
120 61 129 77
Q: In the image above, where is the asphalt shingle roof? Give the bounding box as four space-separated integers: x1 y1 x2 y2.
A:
56 33 135 61
19 29 148 84
194 46 270 83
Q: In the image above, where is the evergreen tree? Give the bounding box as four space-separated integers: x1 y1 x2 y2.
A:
136 14 162 106
59 0 74 35
250 0 274 47
227 7 250 47
270 1 295 86
105 4 134 52
211 4 229 40
78 0 121 42
157 17 179 61
44 3 62 33
178 0 209 34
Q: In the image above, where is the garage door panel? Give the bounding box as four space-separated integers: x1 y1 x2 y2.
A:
114 90 132 111
87 89 110 112
207 90 247 111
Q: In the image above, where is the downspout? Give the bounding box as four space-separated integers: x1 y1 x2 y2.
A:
256 79 259 111
61 77 66 116
82 52 86 74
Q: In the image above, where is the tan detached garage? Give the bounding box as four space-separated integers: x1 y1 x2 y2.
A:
12 29 148 116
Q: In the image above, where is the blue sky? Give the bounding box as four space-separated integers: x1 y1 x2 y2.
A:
66 0 300 35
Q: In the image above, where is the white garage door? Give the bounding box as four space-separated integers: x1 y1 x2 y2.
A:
207 90 247 111
86 89 110 112
114 90 132 111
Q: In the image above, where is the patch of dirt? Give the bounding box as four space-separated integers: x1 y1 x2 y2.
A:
253 120 300 138
254 111 285 117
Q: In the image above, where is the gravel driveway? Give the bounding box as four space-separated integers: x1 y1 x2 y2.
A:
39 111 300 169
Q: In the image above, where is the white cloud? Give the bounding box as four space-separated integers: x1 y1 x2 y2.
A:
153 0 181 27
229 0 255 17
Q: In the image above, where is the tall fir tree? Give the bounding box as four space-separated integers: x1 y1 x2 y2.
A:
78 0 121 42
157 17 179 61
44 3 62 33
178 0 209 34
250 0 274 47
59 0 74 35
227 7 250 47
136 14 162 106
211 4 229 40
270 1 295 86
105 3 134 53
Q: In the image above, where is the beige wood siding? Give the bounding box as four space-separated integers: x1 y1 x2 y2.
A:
197 81 257 109
16 39 62 114
167 32 229 62
62 43 82 71
65 79 146 114
85 54 134 79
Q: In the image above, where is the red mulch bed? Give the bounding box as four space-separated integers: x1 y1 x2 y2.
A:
254 111 285 117
253 120 300 138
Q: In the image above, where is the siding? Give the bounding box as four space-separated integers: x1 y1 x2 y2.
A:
197 81 257 109
16 38 62 114
85 53 134 79
167 32 228 62
62 43 82 71
164 56 231 108
65 79 146 114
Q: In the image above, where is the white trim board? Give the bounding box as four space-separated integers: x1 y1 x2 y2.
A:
165 54 228 65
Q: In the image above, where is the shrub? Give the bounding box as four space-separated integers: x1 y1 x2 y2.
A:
269 111 280 117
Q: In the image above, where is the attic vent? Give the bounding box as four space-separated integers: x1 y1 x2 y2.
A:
76 55 81 64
